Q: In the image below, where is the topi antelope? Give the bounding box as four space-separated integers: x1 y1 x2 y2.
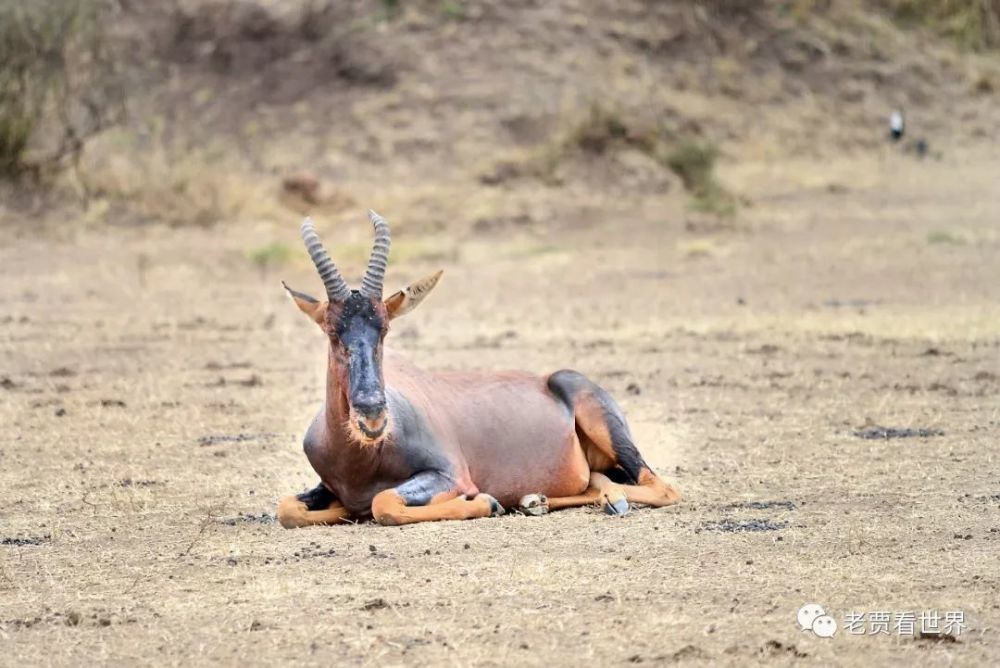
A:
277 212 681 527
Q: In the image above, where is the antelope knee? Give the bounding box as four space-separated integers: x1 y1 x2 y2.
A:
371 490 405 526
276 495 309 529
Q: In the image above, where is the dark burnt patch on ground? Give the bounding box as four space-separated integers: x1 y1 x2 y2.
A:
854 426 944 440
197 432 280 447
698 519 787 533
724 500 797 511
219 512 276 526
1 535 51 547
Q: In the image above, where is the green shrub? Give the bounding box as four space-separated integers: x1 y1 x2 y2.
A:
665 142 720 195
665 141 737 217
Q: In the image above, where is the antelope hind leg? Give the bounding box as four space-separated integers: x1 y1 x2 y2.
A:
521 472 630 516
617 467 682 507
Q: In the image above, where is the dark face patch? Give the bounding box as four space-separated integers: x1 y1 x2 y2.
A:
330 292 389 423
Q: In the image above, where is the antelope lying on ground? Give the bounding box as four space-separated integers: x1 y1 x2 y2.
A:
277 212 681 527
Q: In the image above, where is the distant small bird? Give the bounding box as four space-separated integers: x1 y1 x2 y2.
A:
889 110 905 142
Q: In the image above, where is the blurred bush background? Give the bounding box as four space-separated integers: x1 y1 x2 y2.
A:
1 0 997 231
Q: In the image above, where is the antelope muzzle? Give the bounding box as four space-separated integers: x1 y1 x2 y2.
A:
352 395 388 440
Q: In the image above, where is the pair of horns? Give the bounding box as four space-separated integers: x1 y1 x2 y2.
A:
300 210 391 302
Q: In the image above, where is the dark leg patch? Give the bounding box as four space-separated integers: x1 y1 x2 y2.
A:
597 400 647 484
604 466 634 485
548 369 650 484
297 483 337 511
395 470 457 507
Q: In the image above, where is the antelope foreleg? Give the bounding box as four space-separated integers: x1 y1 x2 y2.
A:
277 483 352 529
370 471 503 526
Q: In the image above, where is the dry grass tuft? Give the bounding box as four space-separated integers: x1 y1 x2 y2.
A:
77 129 287 226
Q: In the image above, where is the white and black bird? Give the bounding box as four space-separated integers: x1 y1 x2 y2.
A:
889 110 905 142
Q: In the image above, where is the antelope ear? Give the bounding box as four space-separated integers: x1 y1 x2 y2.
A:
282 281 328 327
384 270 443 320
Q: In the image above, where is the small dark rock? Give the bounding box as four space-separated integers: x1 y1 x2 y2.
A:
361 598 390 611
238 375 263 387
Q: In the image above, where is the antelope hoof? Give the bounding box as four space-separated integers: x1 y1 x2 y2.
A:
476 493 505 517
602 493 630 516
517 493 549 517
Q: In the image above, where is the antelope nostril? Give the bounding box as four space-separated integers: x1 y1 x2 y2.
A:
355 400 386 419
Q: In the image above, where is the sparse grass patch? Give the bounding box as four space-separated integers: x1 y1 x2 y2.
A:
927 229 966 244
247 242 294 277
379 0 402 21
665 141 719 195
484 105 645 186
781 0 832 22
689 185 739 218
0 112 32 178
481 105 739 217
677 237 725 259
504 240 561 259
78 129 287 226
483 104 736 219
440 1 466 21
665 141 739 218
887 0 1000 50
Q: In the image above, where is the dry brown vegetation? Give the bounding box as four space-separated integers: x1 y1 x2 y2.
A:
2 1 1000 666
0 0 124 179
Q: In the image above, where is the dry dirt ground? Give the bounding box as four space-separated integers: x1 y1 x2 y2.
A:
2 146 999 666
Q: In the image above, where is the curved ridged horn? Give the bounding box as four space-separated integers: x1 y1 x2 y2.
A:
300 217 351 303
360 210 391 298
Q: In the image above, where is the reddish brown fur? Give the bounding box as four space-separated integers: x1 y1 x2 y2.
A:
278 274 680 527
